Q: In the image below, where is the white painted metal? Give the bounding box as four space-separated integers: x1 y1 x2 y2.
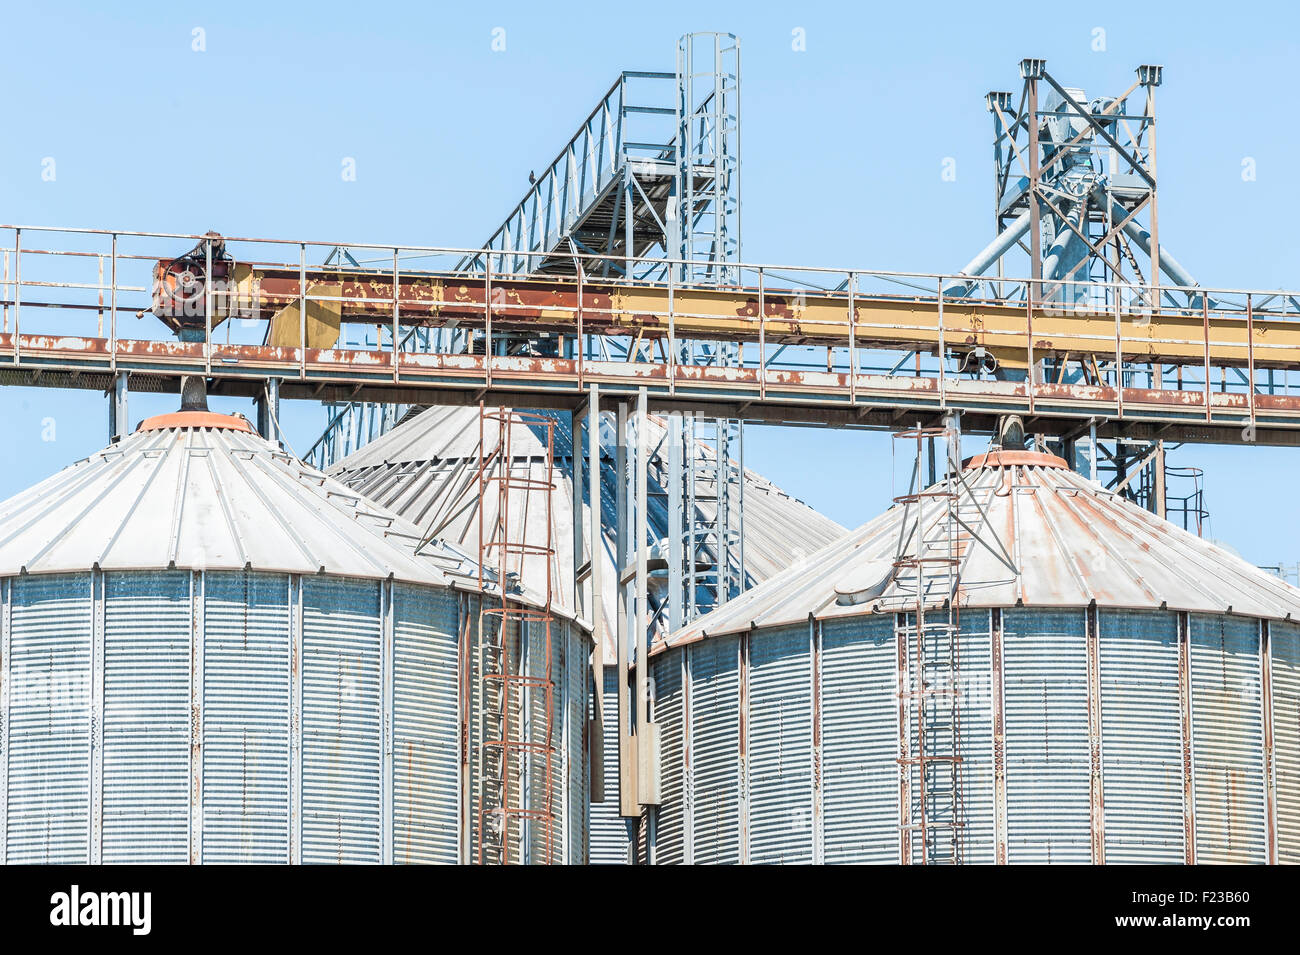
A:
1271 621 1300 864
1002 608 1091 864
1190 614 1267 863
1098 609 1184 864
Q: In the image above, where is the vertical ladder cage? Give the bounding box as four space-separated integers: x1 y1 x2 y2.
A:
892 426 966 865
475 405 559 864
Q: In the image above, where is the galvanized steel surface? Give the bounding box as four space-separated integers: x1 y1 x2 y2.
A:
1272 622 1300 864
1098 610 1184 864
0 569 584 864
1190 614 1267 863
0 419 502 600
650 607 1294 864
661 457 1300 650
330 404 846 665
1001 608 1091 864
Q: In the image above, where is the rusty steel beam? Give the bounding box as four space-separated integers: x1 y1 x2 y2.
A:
149 259 1300 371
15 331 1300 446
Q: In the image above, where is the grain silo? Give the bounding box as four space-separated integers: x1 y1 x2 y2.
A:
645 449 1300 865
329 404 847 862
0 408 590 865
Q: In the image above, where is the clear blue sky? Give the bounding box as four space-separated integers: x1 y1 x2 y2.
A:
1 1 1297 565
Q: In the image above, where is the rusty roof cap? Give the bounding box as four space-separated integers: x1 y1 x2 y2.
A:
137 411 256 434
963 449 1068 470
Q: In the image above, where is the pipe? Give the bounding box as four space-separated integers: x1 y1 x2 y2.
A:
945 209 1032 296
1109 199 1203 297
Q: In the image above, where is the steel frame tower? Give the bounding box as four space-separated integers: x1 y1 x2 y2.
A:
950 59 1211 525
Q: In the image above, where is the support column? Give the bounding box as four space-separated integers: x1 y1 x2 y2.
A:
256 377 282 448
943 410 962 477
571 405 584 617
1152 440 1167 518
616 399 638 816
587 386 605 803
108 370 128 442
636 387 660 807
667 414 684 634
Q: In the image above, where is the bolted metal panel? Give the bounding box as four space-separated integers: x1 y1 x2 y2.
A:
565 622 588 864
101 571 191 864
391 583 459 865
746 625 813 864
1098 610 1184 864
300 577 383 864
820 615 897 864
590 666 636 863
688 635 741 864
5 574 92 864
1271 621 1300 864
651 653 686 864
1002 608 1091 864
201 571 291 864
1189 614 1267 863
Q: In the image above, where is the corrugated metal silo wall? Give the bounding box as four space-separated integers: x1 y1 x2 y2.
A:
1273 621 1300 864
589 668 637 863
0 570 532 865
821 615 897 864
1002 607 1091 863
1097 609 1183 863
462 596 586 864
1189 614 1266 863
645 608 1296 865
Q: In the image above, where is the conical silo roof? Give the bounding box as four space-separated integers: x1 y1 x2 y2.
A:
330 405 847 662
658 449 1300 651
0 410 518 601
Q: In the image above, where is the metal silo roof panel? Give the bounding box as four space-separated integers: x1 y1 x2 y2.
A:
662 456 1300 653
